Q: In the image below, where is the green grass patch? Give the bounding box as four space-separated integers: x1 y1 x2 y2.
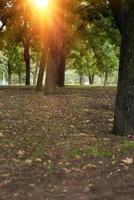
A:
33 144 45 157
120 141 134 152
69 145 113 158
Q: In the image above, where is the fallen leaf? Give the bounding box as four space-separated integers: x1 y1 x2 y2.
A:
35 158 42 162
121 157 133 165
25 159 32 164
29 183 35 187
17 150 25 156
0 132 4 137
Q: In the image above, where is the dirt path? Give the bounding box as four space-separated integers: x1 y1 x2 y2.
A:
0 87 134 200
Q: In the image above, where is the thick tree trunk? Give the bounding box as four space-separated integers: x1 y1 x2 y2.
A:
23 42 30 85
36 46 48 91
45 48 61 95
108 0 124 33
44 0 66 95
57 52 66 87
113 0 134 135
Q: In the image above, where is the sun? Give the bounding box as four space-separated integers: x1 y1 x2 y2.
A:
32 0 49 9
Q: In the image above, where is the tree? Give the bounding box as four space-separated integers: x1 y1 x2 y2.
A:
1 42 25 85
0 0 42 86
108 0 123 33
67 7 119 86
113 0 134 135
36 25 48 91
13 44 25 85
45 0 66 95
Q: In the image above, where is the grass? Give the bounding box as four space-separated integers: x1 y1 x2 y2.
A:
69 140 113 159
120 140 134 152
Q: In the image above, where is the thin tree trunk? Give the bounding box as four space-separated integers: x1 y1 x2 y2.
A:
113 0 134 135
57 3 66 88
23 41 30 86
8 73 12 85
36 45 48 91
33 62 39 85
104 71 108 86
79 73 84 86
18 71 22 85
7 63 12 85
89 74 94 85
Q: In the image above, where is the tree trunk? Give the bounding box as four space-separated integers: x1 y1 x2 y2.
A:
113 0 134 135
23 41 30 85
36 46 48 91
18 71 22 85
108 0 124 33
33 62 39 85
45 48 61 95
104 71 108 86
7 63 12 85
89 74 94 85
57 52 66 87
8 73 12 85
79 73 84 86
57 6 66 88
44 0 66 95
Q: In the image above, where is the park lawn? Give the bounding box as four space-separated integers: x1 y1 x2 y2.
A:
0 86 134 200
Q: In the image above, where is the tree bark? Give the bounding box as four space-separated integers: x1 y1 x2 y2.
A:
57 51 66 87
18 71 22 85
45 48 61 95
113 0 134 135
56 1 67 88
33 62 39 85
89 74 94 85
104 71 108 86
36 45 48 91
108 0 124 33
79 73 84 86
44 0 66 95
8 73 12 85
23 41 30 85
7 63 12 85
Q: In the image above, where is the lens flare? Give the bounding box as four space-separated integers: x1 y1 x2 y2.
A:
32 0 49 9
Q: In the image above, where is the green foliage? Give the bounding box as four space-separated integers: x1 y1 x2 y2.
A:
0 0 120 85
0 42 24 78
67 0 120 83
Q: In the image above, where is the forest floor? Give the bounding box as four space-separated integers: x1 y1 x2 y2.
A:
0 86 134 200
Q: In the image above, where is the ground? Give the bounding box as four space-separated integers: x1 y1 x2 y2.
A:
0 86 134 200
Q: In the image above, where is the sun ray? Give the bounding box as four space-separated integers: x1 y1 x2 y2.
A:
32 0 49 9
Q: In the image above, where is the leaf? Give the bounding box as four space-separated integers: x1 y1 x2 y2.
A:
108 118 114 122
128 135 134 141
35 158 42 162
121 157 133 165
25 159 32 164
29 183 35 187
17 150 25 156
0 132 4 137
